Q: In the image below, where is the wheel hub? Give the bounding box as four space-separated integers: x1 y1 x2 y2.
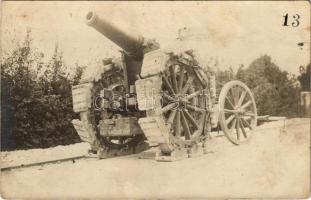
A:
236 107 246 115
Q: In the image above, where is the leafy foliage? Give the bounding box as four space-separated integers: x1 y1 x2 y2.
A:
1 31 84 150
297 63 310 91
236 55 300 117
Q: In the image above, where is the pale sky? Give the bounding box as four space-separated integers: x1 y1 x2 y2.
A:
1 1 310 74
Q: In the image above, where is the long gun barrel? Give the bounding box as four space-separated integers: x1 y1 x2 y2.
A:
85 11 144 60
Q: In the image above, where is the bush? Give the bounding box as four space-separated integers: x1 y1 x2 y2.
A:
1 31 84 150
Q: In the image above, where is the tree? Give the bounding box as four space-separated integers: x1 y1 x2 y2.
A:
297 63 310 91
236 55 300 117
1 30 84 150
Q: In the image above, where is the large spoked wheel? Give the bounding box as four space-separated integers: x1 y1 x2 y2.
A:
159 63 209 147
218 80 257 145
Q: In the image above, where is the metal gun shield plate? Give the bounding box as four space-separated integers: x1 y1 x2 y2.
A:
140 50 169 78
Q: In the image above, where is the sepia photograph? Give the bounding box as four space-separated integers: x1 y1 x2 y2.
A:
0 1 310 199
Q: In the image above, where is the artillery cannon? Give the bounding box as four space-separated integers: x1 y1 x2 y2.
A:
72 11 258 161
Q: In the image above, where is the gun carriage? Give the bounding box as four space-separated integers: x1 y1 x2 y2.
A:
72 11 257 161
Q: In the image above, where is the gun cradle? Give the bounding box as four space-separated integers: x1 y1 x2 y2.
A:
99 117 144 137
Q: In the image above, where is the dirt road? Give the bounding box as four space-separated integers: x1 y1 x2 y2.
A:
1 118 310 199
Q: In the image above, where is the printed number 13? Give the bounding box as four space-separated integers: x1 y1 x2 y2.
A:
283 13 300 27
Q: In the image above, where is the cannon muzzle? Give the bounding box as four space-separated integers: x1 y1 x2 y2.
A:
86 11 144 60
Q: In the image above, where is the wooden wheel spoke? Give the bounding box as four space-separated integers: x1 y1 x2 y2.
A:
226 114 235 125
175 111 181 137
170 65 178 93
162 92 175 102
167 110 177 124
235 87 241 104
180 111 191 139
186 90 202 100
230 118 237 130
239 118 248 138
236 119 240 140
230 119 239 140
241 100 252 109
237 90 246 107
224 109 236 113
241 117 253 130
162 74 175 95
183 110 199 130
158 102 177 114
225 96 235 109
185 104 206 113
181 76 194 95
229 88 237 105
